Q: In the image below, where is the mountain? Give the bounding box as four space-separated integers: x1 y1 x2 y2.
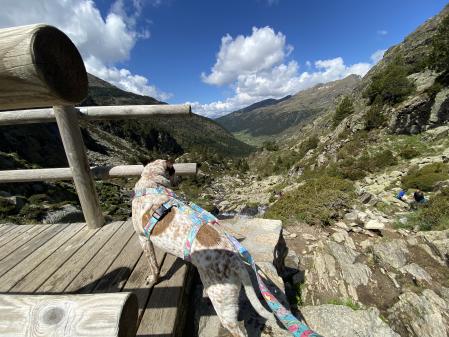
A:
216 75 361 139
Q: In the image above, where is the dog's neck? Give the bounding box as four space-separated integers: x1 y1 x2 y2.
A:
134 174 171 191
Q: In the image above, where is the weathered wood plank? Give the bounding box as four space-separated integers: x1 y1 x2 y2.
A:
53 105 104 229
0 104 191 125
0 223 69 278
122 249 166 325
9 224 98 293
37 221 125 293
0 163 197 183
66 220 134 294
0 24 87 110
137 254 188 336
0 293 138 337
0 225 50 262
0 224 17 237
0 224 32 247
0 223 84 292
92 233 143 293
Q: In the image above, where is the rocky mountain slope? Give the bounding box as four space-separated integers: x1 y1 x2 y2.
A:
216 74 361 143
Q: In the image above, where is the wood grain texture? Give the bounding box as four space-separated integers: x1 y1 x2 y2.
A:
37 221 124 293
0 105 191 125
0 163 197 183
0 224 33 247
136 254 188 336
0 293 137 337
0 24 87 110
0 223 84 292
0 225 50 262
66 220 134 294
53 105 104 229
9 224 98 293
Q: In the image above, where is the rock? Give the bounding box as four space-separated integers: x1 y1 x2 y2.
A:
408 69 438 92
302 233 317 241
331 232 346 243
389 94 433 134
364 219 385 230
372 239 409 269
429 88 449 125
424 125 449 141
400 263 432 284
335 221 350 231
344 211 358 223
43 204 84 224
302 305 400 337
388 290 449 337
416 229 449 264
360 239 373 250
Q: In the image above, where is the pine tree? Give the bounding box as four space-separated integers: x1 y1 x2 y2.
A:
332 96 354 127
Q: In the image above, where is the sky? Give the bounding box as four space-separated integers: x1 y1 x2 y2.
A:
0 0 447 118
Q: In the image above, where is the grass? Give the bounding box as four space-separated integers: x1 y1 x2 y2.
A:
401 163 449 191
264 175 354 226
328 298 362 310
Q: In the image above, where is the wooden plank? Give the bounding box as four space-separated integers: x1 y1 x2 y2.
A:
66 220 134 294
37 221 125 293
137 254 188 336
0 24 87 110
0 225 50 262
0 223 84 292
92 233 143 293
0 224 69 278
0 163 197 183
0 224 17 237
0 293 138 337
0 224 32 247
0 104 191 125
53 105 104 229
122 249 166 324
9 224 98 293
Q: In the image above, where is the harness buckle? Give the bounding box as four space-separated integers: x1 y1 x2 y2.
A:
152 203 171 221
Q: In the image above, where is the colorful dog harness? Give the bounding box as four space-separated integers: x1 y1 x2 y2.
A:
133 186 322 337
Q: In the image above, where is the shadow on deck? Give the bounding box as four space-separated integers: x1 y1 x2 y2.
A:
0 220 193 336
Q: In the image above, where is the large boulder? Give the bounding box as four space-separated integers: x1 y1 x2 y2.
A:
302 305 399 337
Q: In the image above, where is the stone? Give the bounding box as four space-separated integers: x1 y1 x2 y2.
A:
359 240 372 250
344 211 358 223
400 263 432 284
388 290 449 337
335 221 350 231
302 305 400 337
302 233 317 241
416 229 449 264
364 219 385 230
429 88 449 124
352 227 362 233
372 239 409 269
43 204 84 224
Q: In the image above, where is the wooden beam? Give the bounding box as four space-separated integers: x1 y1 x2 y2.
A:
0 163 197 183
0 24 87 110
53 105 104 229
0 293 138 337
0 104 191 125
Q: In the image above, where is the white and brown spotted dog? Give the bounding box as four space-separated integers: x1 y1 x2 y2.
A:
132 159 272 337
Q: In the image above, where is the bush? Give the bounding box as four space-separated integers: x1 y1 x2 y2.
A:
399 146 420 159
428 14 449 74
333 96 354 127
401 163 449 191
364 104 387 130
363 57 415 106
299 135 319 156
262 141 279 151
369 149 398 169
264 175 354 226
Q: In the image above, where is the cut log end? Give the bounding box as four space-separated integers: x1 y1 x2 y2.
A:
32 25 88 103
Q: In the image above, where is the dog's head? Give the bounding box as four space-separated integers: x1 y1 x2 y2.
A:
134 159 175 190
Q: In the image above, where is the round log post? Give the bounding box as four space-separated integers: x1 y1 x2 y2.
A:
0 24 87 110
54 105 104 229
0 293 138 337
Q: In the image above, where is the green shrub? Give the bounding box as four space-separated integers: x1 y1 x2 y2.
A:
0 197 17 215
399 146 420 159
401 163 449 191
363 57 415 106
370 150 398 169
364 104 387 130
333 96 354 127
299 135 319 156
264 175 354 226
262 141 279 151
428 14 449 74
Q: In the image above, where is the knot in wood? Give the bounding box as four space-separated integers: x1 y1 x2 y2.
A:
42 306 64 325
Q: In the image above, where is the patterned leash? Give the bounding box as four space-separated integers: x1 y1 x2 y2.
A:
134 187 322 337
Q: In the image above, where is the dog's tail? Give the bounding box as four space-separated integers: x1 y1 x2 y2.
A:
237 262 273 321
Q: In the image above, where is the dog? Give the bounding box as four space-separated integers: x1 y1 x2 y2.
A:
132 159 272 337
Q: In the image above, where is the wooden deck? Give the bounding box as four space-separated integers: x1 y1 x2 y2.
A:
0 220 192 337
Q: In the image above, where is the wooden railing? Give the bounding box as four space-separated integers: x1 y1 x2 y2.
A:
0 24 196 229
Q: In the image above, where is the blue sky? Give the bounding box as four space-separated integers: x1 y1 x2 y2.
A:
1 0 447 117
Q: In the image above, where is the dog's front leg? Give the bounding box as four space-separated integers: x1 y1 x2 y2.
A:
139 236 159 286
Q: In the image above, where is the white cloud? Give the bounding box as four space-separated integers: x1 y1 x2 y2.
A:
196 27 381 118
370 49 386 64
377 29 388 36
0 0 169 100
